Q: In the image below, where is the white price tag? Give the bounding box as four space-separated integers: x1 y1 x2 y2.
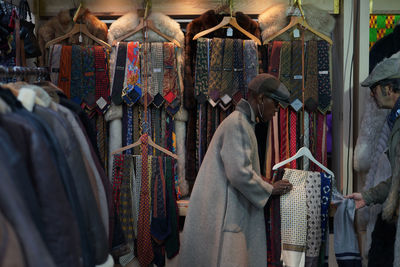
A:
227 27 233 37
293 28 300 38
294 75 303 80
319 70 329 75
96 97 107 110
153 68 162 73
79 34 83 43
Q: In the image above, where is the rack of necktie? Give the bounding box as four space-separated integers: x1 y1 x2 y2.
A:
111 154 180 266
193 37 259 169
47 44 111 171
110 41 181 197
263 40 332 179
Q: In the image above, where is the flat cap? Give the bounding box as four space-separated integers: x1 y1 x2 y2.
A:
248 73 290 104
361 50 400 87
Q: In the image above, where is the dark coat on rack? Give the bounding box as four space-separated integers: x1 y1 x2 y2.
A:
369 23 400 73
184 10 263 182
37 8 108 65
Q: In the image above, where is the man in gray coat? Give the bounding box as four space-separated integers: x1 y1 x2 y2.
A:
347 51 400 266
179 73 293 267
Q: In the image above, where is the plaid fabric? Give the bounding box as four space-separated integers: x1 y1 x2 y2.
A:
370 15 400 48
95 46 110 105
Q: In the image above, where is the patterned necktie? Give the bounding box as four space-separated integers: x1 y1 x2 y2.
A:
232 39 244 104
268 41 283 78
243 40 258 99
141 42 153 107
137 133 154 266
94 46 110 109
279 107 288 163
220 38 234 99
290 41 303 112
48 44 62 85
305 172 322 258
126 42 142 105
208 38 224 102
320 172 332 242
304 41 319 112
194 38 209 103
279 42 291 107
317 41 331 114
58 45 72 98
119 155 135 246
82 46 96 107
111 42 127 105
150 42 164 103
163 42 178 106
315 113 325 172
70 45 83 103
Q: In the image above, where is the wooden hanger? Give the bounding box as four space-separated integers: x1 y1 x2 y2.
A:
272 146 334 177
112 133 178 159
113 18 181 48
263 0 333 45
193 16 261 45
45 23 112 49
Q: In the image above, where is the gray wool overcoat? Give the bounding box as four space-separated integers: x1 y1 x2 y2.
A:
179 99 273 267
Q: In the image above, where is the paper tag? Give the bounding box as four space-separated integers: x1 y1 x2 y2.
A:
294 75 303 80
290 99 303 112
79 34 83 43
293 28 300 38
96 97 107 110
153 68 162 73
319 70 329 75
227 27 233 37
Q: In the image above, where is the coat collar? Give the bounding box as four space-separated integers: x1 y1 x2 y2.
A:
236 99 256 125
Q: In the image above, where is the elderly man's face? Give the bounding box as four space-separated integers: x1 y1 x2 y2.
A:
370 84 391 108
258 95 279 122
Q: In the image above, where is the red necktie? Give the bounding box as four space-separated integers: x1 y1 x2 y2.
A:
289 110 297 169
94 46 110 105
268 41 282 78
58 45 72 98
137 134 154 266
279 107 288 164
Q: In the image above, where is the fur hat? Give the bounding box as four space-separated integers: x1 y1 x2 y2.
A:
258 3 335 42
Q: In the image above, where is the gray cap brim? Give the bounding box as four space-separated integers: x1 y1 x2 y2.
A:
361 50 400 87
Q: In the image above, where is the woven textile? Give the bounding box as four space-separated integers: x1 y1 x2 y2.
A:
126 41 142 105
280 168 307 267
163 42 178 105
232 39 244 97
70 45 83 102
119 155 135 246
111 42 127 105
82 46 96 106
369 15 400 48
150 42 164 100
290 41 303 107
94 46 110 105
268 41 282 78
220 38 234 98
243 40 258 98
304 41 319 112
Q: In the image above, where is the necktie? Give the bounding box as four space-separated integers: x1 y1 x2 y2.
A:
133 156 142 237
48 44 62 85
317 41 331 114
194 38 209 103
320 172 332 242
305 172 322 258
304 41 319 112
163 42 178 106
126 106 134 155
151 42 164 105
111 154 125 215
268 41 283 78
111 42 127 105
119 155 135 246
125 42 142 105
289 110 297 169
290 41 303 112
315 113 324 172
232 39 244 104
220 38 234 98
279 107 288 163
244 40 258 99
279 42 291 107
137 134 154 266
94 46 111 109
58 45 72 98
208 38 224 102
141 42 153 107
70 45 83 103
96 114 107 167
303 111 310 170
82 46 96 107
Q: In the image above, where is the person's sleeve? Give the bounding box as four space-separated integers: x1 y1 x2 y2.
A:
362 177 392 205
220 115 273 209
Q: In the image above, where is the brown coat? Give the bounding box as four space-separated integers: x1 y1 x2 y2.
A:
184 10 264 182
37 8 108 65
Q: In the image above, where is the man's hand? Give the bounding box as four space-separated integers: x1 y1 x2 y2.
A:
271 179 293 195
345 193 366 209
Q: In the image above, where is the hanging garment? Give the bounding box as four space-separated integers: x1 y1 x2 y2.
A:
331 194 362 267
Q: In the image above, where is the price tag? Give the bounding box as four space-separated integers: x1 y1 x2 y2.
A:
96 97 107 110
79 34 83 43
153 68 162 73
227 27 233 37
293 28 300 38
